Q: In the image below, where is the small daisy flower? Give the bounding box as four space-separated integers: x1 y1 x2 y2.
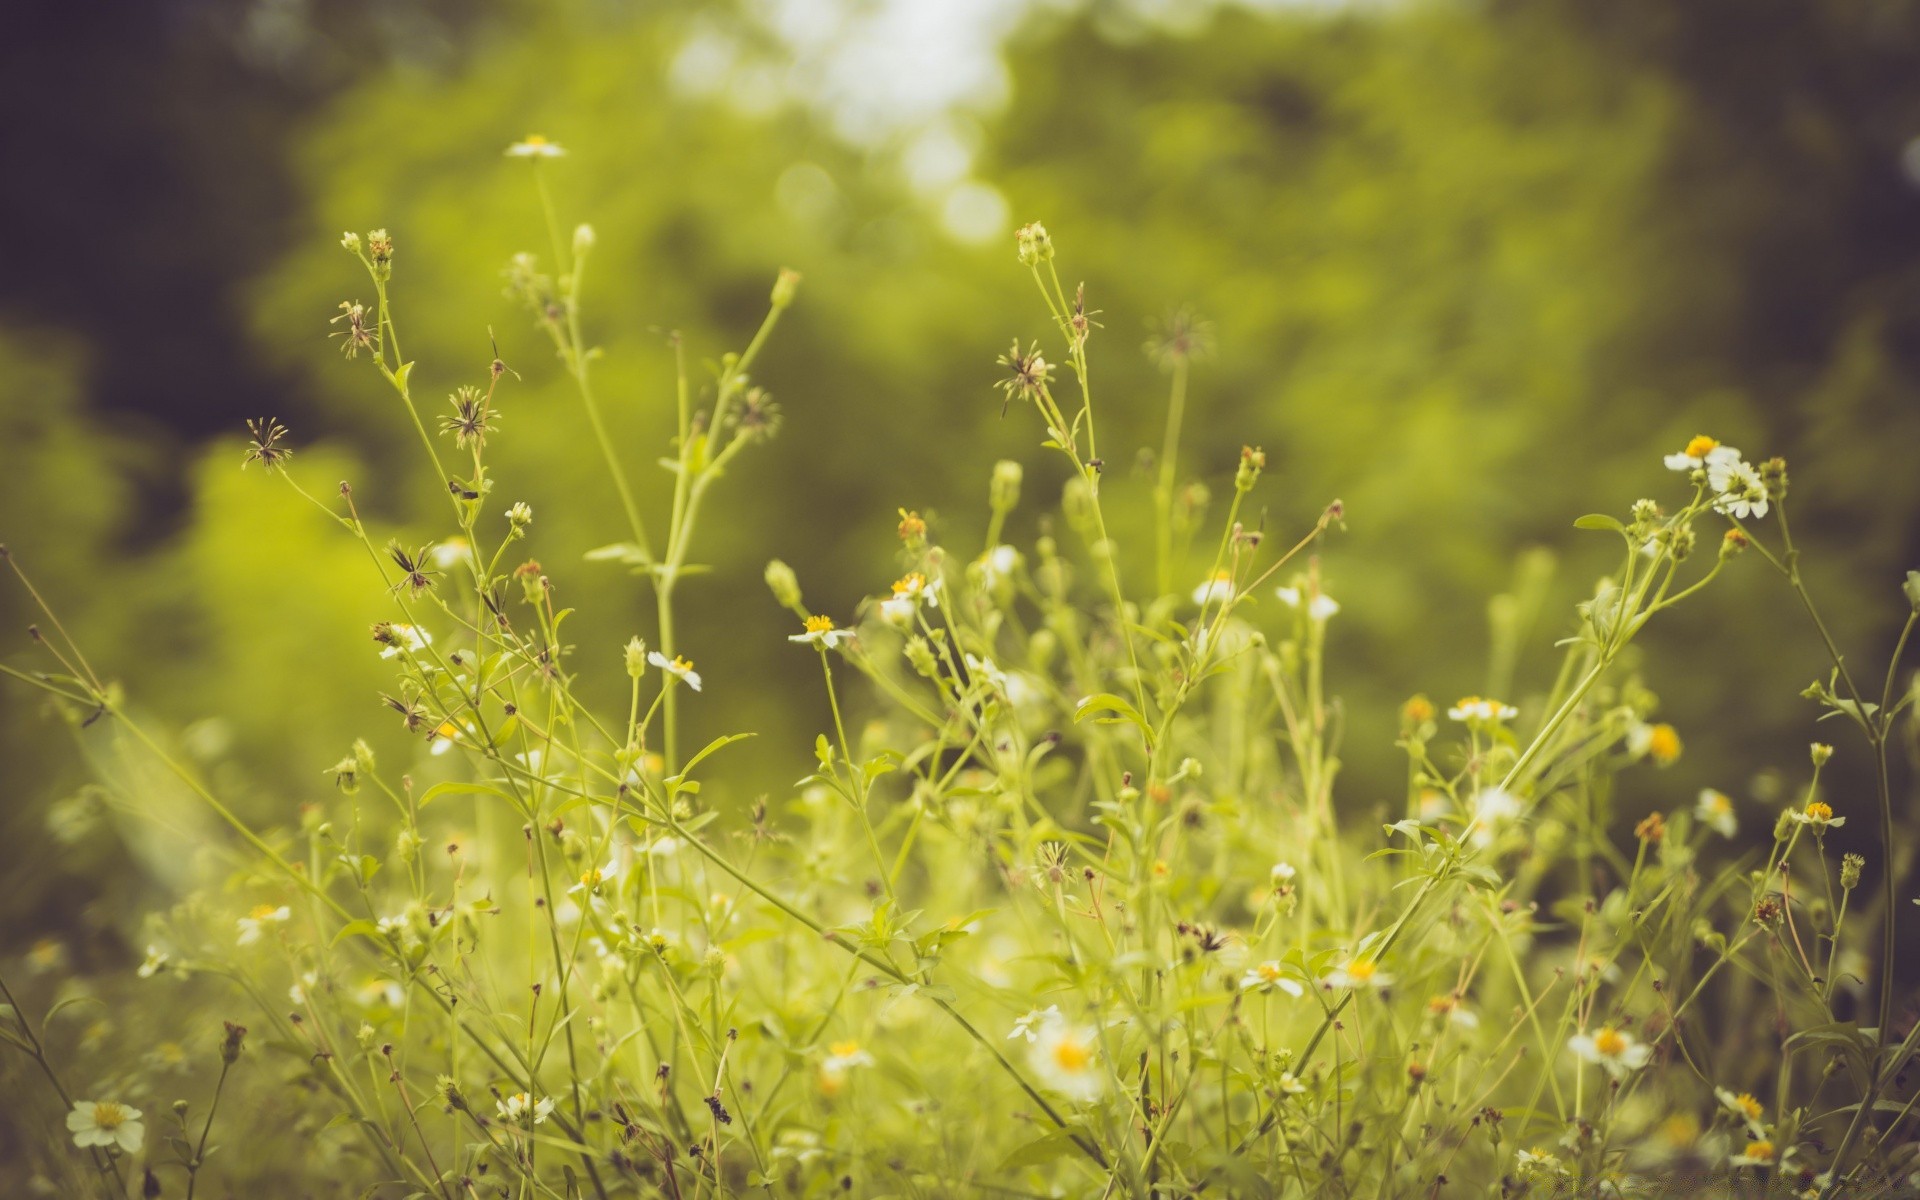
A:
430 538 473 570
428 719 475 756
1241 961 1305 996
1711 459 1771 519
1448 696 1519 724
1271 862 1298 885
1515 1148 1567 1178
1008 1005 1062 1043
1790 800 1844 830
568 858 623 899
1716 1087 1767 1136
1466 785 1524 847
1192 570 1235 606
1663 435 1741 474
789 614 851 649
235 904 290 946
964 653 1010 695
67 1100 143 1154
975 544 1021 589
1276 1071 1307 1095
505 135 566 157
136 945 171 979
822 1040 874 1074
1323 956 1393 990
648 651 702 692
1628 721 1683 765
1568 1026 1652 1077
1729 1138 1778 1169
1427 994 1480 1029
378 623 432 659
1275 586 1340 621
1029 1015 1104 1102
1695 789 1738 838
496 1092 555 1124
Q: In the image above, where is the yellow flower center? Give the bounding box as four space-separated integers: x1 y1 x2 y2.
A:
1051 1034 1092 1072
92 1101 127 1130
1257 963 1283 983
671 656 694 671
1743 1140 1776 1162
1647 723 1681 763
1346 960 1377 983
1805 801 1833 822
892 573 926 596
250 904 279 920
1735 1093 1763 1120
522 136 548 148
1684 435 1719 459
829 1040 860 1058
803 614 834 634
580 869 602 888
434 720 459 740
1593 1028 1628 1058
1427 995 1455 1014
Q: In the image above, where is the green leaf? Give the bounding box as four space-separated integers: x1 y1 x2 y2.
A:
418 780 515 808
1000 1130 1085 1171
1073 692 1154 746
584 542 651 567
332 919 387 947
1573 513 1626 532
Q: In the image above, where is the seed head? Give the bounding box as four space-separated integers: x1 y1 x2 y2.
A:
1015 222 1053 266
242 418 294 472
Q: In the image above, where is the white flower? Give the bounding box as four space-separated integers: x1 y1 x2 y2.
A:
976 544 1021 589
1029 1014 1104 1102
568 857 624 899
136 945 171 979
1515 1148 1567 1178
506 501 533 527
1276 1071 1306 1095
1270 862 1297 885
1695 789 1738 838
1240 961 1305 996
789 615 852 649
379 623 432 659
1323 957 1393 990
1192 570 1235 606
1276 586 1340 621
1466 786 1524 847
235 904 290 946
431 538 472 570
1568 1026 1652 1077
822 1040 874 1074
1790 801 1844 830
1008 1005 1062 1043
964 653 1010 695
1710 458 1770 520
505 135 566 158
67 1100 143 1153
1716 1087 1767 1137
647 651 702 692
496 1092 555 1124
428 718 475 756
1664 436 1741 473
1729 1138 1780 1169
1427 995 1479 1029
1447 696 1519 724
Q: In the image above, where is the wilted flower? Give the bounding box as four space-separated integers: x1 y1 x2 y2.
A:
242 418 294 472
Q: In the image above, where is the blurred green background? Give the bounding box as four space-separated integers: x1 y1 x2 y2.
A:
5 0 1920 971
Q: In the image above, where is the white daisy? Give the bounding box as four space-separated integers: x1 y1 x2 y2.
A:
430 538 472 570
789 614 852 649
1710 459 1770 520
1192 570 1235 606
67 1100 143 1154
505 135 566 158
1663 436 1741 473
1715 1087 1767 1137
647 651 702 692
1729 1138 1780 1169
235 904 290 946
1276 1071 1307 1095
1567 1026 1652 1077
378 623 432 659
1323 957 1393 990
1029 1014 1104 1102
1695 789 1738 838
1447 696 1519 724
1240 961 1305 996
1276 586 1340 621
496 1092 555 1124
976 544 1022 589
1466 786 1524 846
822 1040 874 1074
1789 800 1844 830
136 945 171 979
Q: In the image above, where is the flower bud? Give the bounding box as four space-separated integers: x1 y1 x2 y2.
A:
507 501 533 529
1015 222 1053 266
1720 528 1750 560
221 1021 247 1065
1234 446 1266 493
990 459 1023 514
764 559 803 610
326 755 360 794
624 636 649 680
1810 742 1833 767
1903 569 1920 611
1759 457 1788 501
904 636 939 679
572 223 596 258
770 268 801 310
366 229 393 281
1841 853 1865 890
341 231 361 255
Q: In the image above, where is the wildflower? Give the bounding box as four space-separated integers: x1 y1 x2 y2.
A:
1145 306 1215 369
1427 995 1480 1029
1465 786 1524 847
1192 570 1235 606
880 573 941 624
1276 1071 1307 1096
1241 961 1305 996
386 542 439 596
789 614 851 649
505 135 566 158
440 386 496 449
1663 436 1741 474
1324 956 1393 990
1629 722 1682 766
330 301 376 359
975 544 1021 589
896 509 927 543
1515 1149 1567 1179
1568 1026 1652 1077
568 859 621 898
1711 458 1771 520
1270 862 1297 885
67 1100 143 1154
1448 696 1519 724
242 418 293 471
136 945 171 979
1008 1006 1062 1043
995 340 1052 414
1729 1139 1778 1168
428 720 469 756
1716 1087 1766 1136
507 501 533 528
431 538 473 570
1693 789 1737 838
648 651 702 692
1015 221 1053 266
1635 812 1668 844
1275 586 1339 621
1810 742 1833 766
822 1040 874 1073
496 1092 555 1124
235 904 290 946
374 622 431 660
1029 1014 1103 1102
1790 800 1843 830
